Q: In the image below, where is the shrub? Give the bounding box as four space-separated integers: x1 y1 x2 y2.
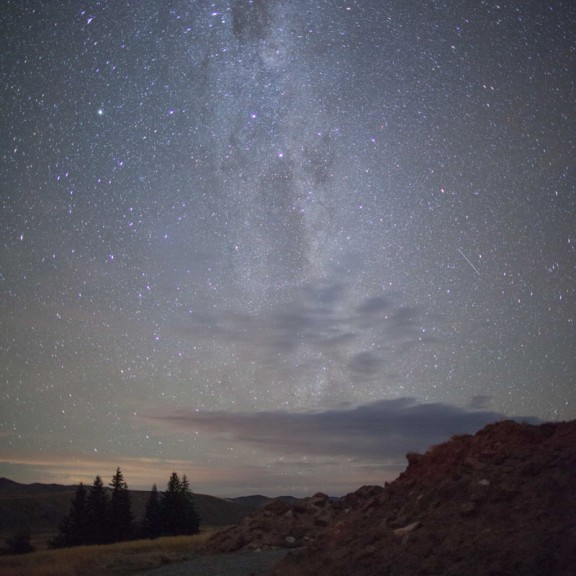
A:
4 530 35 555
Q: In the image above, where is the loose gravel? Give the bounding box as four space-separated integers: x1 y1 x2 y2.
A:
137 549 290 576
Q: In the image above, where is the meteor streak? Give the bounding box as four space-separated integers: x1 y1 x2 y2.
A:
458 248 481 275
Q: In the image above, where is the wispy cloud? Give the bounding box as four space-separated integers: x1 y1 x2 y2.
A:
173 282 435 382
1 399 539 496
151 397 536 462
0 452 294 495
0 451 387 496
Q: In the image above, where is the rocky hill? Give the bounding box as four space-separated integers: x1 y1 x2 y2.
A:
208 419 576 576
207 491 347 552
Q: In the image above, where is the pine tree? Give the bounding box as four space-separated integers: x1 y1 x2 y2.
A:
159 472 182 536
108 467 133 542
180 474 200 535
159 472 200 536
87 475 109 544
141 483 162 539
49 483 89 548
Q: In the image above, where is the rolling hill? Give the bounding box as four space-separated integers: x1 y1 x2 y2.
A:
0 477 280 546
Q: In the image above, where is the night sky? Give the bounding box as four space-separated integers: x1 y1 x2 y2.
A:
1 1 575 496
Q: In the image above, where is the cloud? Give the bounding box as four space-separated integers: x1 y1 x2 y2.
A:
151 397 537 463
0 452 218 490
467 395 493 410
348 351 383 377
0 451 387 497
2 399 540 497
173 281 433 382
303 281 346 308
356 296 392 314
0 451 297 496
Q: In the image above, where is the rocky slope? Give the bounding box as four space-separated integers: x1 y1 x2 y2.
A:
206 489 378 552
209 419 576 575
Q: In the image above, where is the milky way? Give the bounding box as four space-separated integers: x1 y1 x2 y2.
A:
1 1 575 495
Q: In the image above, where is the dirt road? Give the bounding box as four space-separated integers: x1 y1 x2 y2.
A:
136 549 289 576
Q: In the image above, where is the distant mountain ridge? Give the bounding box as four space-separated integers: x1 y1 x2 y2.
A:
0 477 293 541
226 494 300 509
0 477 75 495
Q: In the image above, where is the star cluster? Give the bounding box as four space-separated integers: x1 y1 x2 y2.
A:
1 1 575 495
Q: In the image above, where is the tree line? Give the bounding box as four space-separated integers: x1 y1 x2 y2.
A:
50 468 200 548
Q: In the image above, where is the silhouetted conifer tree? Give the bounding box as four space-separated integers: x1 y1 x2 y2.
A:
180 474 200 534
108 467 133 542
159 472 200 536
49 483 89 548
87 475 109 544
141 483 162 539
159 472 182 536
51 470 198 547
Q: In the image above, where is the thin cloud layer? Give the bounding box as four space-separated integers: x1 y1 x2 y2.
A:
173 282 434 385
0 452 303 495
152 397 536 462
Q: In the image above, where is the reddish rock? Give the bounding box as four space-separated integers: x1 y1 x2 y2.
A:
269 419 576 576
206 491 356 552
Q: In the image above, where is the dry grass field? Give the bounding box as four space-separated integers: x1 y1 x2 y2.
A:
0 531 216 576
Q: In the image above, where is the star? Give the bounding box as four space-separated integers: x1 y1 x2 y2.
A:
0 0 574 496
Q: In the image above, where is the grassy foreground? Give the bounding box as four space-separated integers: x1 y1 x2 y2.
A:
0 531 216 576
